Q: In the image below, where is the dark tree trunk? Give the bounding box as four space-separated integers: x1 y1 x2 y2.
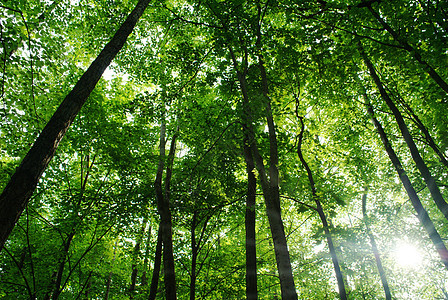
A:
148 228 163 300
365 3 448 94
129 218 148 298
243 134 258 300
362 191 392 300
47 232 75 300
296 117 348 300
227 44 297 299
395 95 448 169
104 240 118 300
359 42 448 222
257 57 298 300
189 212 198 300
0 0 151 252
364 98 448 270
141 226 152 287
154 120 177 300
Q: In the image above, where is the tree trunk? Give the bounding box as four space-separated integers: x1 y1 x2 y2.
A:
244 134 258 300
364 98 448 270
0 0 151 252
141 226 152 287
296 117 348 300
189 212 198 300
148 227 163 300
129 218 148 298
154 120 177 300
359 42 448 222
45 231 75 300
227 44 297 299
256 51 298 300
394 95 448 169
365 3 448 94
104 240 118 300
362 191 392 300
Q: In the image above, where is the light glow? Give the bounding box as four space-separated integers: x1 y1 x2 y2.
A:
394 242 422 268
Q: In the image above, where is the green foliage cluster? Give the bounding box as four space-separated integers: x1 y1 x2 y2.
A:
1 0 447 299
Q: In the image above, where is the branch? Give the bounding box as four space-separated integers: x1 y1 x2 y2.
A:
280 195 318 212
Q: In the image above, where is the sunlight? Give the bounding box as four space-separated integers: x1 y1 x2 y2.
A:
393 242 422 268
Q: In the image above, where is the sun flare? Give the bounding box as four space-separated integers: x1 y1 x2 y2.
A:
394 242 422 268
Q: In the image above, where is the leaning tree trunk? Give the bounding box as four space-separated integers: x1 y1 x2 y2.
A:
363 97 448 270
364 3 448 94
296 116 348 300
243 134 258 300
358 42 448 222
393 93 448 169
362 191 392 300
0 0 151 252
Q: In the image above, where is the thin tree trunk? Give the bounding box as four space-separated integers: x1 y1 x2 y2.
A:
189 211 198 300
361 191 392 300
148 227 163 300
45 231 75 300
141 226 152 287
0 0 151 252
104 240 118 300
359 42 448 222
364 98 448 270
154 120 177 300
244 134 258 300
364 3 448 94
129 217 148 298
296 116 348 300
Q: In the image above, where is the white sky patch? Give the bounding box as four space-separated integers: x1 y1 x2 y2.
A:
103 64 129 82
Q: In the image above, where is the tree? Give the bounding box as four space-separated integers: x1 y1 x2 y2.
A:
0 0 151 251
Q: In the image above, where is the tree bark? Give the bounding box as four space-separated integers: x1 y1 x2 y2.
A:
0 0 151 252
243 134 258 300
365 3 448 94
227 44 298 299
296 117 348 300
154 120 177 300
104 240 118 300
189 212 198 300
395 95 448 169
43 231 75 300
148 227 163 300
129 218 148 298
364 98 448 270
141 226 152 287
359 42 448 222
361 191 392 300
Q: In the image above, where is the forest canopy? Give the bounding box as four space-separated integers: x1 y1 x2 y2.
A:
0 0 447 299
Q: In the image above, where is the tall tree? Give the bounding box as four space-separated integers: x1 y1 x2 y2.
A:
0 0 151 251
362 190 392 300
358 42 448 222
